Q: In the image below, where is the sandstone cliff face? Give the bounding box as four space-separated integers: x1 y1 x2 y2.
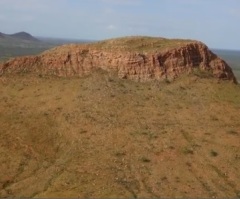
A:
0 39 237 83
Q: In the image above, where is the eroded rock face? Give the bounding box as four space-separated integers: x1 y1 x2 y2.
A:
0 40 237 83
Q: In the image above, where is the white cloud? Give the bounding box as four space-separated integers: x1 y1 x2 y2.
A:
107 25 117 30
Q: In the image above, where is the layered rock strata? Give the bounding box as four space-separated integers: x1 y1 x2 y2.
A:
0 37 237 83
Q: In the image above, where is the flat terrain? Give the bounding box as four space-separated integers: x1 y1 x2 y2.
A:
0 70 240 198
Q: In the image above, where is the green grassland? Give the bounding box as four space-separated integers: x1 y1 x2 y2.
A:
0 70 240 198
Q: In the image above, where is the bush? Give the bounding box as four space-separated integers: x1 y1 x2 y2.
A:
210 150 218 157
193 68 213 78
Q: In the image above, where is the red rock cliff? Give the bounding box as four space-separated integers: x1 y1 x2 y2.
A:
0 37 237 83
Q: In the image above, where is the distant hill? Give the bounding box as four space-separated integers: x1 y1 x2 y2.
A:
9 31 39 41
0 31 94 62
0 31 39 42
0 31 51 49
0 31 55 62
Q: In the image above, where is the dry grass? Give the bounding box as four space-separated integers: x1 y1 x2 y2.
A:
89 36 194 52
0 70 240 198
46 36 195 54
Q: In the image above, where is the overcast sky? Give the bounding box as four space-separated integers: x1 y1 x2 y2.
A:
0 0 239 49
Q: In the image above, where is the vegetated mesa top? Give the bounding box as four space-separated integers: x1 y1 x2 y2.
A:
0 36 237 83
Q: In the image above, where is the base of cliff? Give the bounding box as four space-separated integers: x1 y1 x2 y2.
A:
1 71 240 198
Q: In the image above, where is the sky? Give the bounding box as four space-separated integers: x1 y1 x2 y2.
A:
0 0 240 50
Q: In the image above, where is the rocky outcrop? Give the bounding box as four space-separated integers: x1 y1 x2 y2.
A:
0 37 237 83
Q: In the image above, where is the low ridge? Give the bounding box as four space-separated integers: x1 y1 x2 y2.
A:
9 31 39 41
0 31 39 42
0 36 237 83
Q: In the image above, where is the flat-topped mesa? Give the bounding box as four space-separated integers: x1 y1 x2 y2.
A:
0 36 237 83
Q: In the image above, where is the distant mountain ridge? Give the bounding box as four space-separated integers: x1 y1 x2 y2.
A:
0 31 95 62
0 31 54 62
0 31 39 42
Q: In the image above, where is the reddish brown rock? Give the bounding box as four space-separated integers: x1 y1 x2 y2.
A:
0 37 237 83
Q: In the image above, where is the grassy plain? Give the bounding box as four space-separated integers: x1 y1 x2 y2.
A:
0 70 240 198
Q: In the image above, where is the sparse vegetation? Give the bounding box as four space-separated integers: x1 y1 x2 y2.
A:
210 150 218 157
227 130 239 135
140 156 151 163
114 151 126 157
182 146 194 155
91 36 194 52
0 71 240 198
193 68 213 78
